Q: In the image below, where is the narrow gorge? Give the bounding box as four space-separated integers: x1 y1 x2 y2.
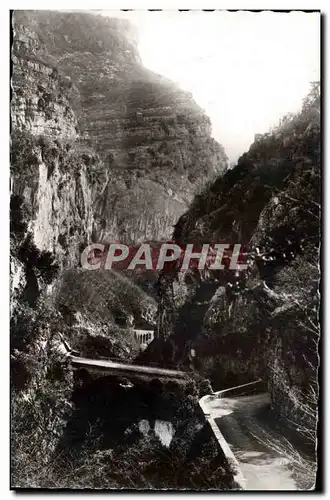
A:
10 10 320 491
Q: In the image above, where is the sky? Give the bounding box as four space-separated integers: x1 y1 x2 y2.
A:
101 10 320 162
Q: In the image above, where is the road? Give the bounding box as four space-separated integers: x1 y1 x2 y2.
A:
204 393 299 490
70 355 187 379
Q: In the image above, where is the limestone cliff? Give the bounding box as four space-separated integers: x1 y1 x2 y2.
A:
11 24 78 140
11 15 97 267
12 10 227 251
10 9 228 392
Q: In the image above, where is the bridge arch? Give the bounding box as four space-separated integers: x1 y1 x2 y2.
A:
134 329 154 348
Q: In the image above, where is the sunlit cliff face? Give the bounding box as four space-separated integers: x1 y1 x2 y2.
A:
101 10 320 162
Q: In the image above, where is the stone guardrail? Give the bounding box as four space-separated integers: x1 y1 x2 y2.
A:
199 379 265 490
214 378 265 399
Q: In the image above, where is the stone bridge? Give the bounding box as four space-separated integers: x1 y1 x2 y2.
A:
133 329 154 350
56 333 187 383
70 355 187 382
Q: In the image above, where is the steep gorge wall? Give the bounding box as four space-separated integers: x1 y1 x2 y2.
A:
155 86 320 446
11 16 97 268
12 10 228 253
10 9 228 413
11 24 78 140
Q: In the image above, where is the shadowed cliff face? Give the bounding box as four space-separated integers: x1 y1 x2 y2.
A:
155 84 320 453
12 10 228 247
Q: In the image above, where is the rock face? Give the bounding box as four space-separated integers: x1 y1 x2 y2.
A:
11 24 78 140
12 10 228 252
10 11 227 489
11 131 104 268
155 84 320 451
10 10 228 418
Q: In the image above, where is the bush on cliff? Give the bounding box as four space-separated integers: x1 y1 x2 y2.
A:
25 379 236 489
10 194 74 488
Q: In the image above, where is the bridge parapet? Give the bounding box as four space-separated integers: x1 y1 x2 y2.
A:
133 329 154 350
70 356 188 382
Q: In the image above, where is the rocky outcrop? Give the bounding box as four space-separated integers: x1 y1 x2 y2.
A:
10 10 227 366
11 24 78 140
10 9 226 356
155 84 320 451
11 131 105 267
12 11 227 248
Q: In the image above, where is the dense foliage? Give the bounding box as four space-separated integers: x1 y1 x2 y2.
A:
11 195 74 487
14 378 236 489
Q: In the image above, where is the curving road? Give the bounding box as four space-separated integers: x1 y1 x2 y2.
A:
204 393 299 490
